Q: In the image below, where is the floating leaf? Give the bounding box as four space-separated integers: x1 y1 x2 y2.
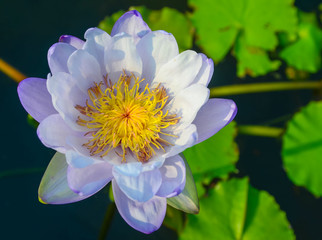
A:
189 0 297 77
183 122 239 194
282 101 322 197
179 178 295 240
234 34 281 77
98 6 193 52
167 156 199 214
280 12 322 73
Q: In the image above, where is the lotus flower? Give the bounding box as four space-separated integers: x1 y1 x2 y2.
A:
17 10 237 233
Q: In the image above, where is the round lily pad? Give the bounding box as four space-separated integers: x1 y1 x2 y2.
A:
282 101 322 197
189 0 297 77
179 178 295 240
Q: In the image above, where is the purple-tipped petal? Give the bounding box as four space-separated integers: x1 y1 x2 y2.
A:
192 53 214 87
112 167 162 202
137 30 179 81
38 152 91 204
111 10 151 43
67 158 113 196
59 35 85 49
156 155 186 198
48 42 77 74
193 98 237 144
17 77 57 122
113 180 167 234
37 114 76 153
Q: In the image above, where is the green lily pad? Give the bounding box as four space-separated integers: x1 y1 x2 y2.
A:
179 178 295 240
280 12 322 73
98 6 193 52
189 0 297 77
234 34 281 77
183 121 239 195
282 101 322 197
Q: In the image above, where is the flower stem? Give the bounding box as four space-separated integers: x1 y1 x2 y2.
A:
0 58 26 82
210 80 322 97
238 125 284 138
98 202 116 240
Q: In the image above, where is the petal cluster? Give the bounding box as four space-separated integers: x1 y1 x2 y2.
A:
18 10 237 234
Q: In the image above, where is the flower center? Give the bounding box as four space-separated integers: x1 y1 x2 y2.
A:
75 73 179 162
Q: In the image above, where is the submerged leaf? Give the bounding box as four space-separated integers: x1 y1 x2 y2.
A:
179 178 295 240
282 101 322 197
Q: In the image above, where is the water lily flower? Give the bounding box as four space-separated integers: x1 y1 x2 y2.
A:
17 10 237 234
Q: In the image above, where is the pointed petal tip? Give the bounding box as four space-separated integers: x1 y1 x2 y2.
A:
129 9 140 17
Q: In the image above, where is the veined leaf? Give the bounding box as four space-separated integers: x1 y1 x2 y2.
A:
282 101 322 197
189 0 297 77
179 178 295 240
280 12 322 73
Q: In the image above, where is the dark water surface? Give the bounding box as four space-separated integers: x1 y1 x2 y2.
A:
0 0 321 239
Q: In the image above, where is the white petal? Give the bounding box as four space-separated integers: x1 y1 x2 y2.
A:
137 30 179 82
168 84 210 129
47 72 88 131
37 114 77 153
112 167 162 202
156 155 186 198
83 27 111 75
48 43 76 74
113 180 166 234
164 124 198 158
152 50 202 95
193 98 237 144
105 33 142 82
191 53 214 86
67 49 104 93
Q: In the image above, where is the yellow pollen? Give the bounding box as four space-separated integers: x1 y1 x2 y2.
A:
75 73 179 162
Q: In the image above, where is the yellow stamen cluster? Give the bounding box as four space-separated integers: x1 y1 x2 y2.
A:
75 73 179 162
